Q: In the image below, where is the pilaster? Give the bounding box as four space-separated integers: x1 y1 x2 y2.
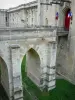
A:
10 45 23 100
46 42 57 91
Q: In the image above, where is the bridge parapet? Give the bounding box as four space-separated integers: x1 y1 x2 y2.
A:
0 26 56 41
0 26 69 36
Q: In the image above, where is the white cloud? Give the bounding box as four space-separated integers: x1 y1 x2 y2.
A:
0 0 35 9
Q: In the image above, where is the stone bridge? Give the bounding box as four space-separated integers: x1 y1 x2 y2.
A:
0 26 57 100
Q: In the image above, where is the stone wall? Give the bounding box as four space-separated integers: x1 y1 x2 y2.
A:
0 0 57 27
56 0 75 85
0 10 6 27
8 7 37 27
56 36 74 83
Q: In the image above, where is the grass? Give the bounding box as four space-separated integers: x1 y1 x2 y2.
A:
21 55 75 100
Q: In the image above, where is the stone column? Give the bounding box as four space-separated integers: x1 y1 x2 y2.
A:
46 42 57 91
10 45 23 100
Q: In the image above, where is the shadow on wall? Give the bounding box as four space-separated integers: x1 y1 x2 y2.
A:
56 35 75 84
56 35 68 74
0 57 9 99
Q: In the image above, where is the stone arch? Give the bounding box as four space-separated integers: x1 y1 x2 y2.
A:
0 56 9 98
21 48 41 87
21 46 42 67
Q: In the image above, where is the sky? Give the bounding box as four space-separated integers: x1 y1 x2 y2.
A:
0 0 35 9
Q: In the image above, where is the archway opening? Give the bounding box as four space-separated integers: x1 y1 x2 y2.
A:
64 8 71 30
21 48 41 99
59 7 71 30
21 48 41 87
0 57 9 99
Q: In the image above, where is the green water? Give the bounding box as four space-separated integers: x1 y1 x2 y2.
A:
21 55 75 100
